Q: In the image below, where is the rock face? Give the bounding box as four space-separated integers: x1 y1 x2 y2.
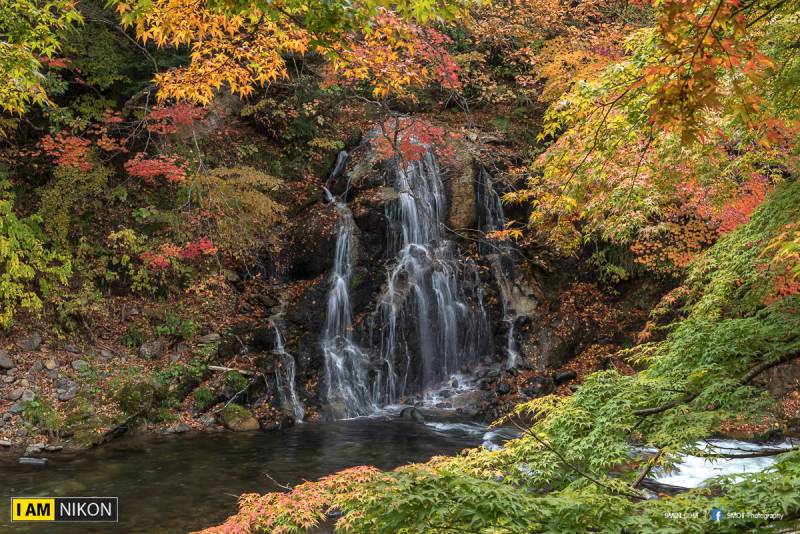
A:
445 151 478 230
284 204 340 278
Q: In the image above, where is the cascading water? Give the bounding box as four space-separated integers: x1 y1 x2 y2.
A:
320 201 373 418
476 165 520 369
320 146 492 416
369 150 490 405
271 320 305 422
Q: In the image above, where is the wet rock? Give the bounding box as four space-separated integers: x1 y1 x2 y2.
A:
44 359 58 370
6 388 24 401
168 423 192 434
18 332 42 352
554 370 577 386
220 405 260 431
399 406 426 423
198 333 221 344
496 382 511 395
250 327 275 351
521 376 555 398
25 443 45 455
0 350 14 370
43 444 63 452
71 359 89 371
435 402 453 409
18 457 47 466
139 339 166 360
285 204 339 278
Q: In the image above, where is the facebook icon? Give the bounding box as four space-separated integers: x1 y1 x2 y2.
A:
710 508 724 522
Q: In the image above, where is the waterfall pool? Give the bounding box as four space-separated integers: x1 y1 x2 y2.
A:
1 419 791 532
0 417 490 533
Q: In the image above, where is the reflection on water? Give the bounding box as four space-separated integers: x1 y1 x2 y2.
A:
0 417 485 533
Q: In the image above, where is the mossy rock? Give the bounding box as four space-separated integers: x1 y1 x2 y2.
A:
219 404 260 431
113 376 165 418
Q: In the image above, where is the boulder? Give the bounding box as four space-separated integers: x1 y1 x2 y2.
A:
0 350 14 370
220 405 260 432
17 332 42 352
6 388 24 401
139 339 166 360
554 370 577 386
521 376 555 399
198 333 221 344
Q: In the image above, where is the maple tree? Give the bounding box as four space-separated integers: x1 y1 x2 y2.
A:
0 0 82 122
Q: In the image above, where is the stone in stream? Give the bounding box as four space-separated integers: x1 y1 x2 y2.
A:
398 407 425 424
219 405 260 432
0 350 14 370
18 457 48 466
17 332 42 352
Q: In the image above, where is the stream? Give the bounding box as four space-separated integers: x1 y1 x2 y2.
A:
0 417 489 533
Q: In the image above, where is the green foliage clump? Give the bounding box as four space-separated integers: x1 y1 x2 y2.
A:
193 386 214 410
155 311 200 340
38 164 110 246
224 370 248 393
0 193 71 328
22 399 64 437
194 166 285 262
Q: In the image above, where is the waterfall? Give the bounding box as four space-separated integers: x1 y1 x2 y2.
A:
476 165 520 369
369 150 490 404
320 202 373 418
271 320 305 422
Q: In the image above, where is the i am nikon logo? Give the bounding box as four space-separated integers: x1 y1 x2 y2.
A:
11 497 118 522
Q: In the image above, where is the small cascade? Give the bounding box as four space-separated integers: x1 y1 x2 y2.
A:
320 201 373 418
271 320 304 422
476 165 520 369
369 150 490 405
323 150 349 198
